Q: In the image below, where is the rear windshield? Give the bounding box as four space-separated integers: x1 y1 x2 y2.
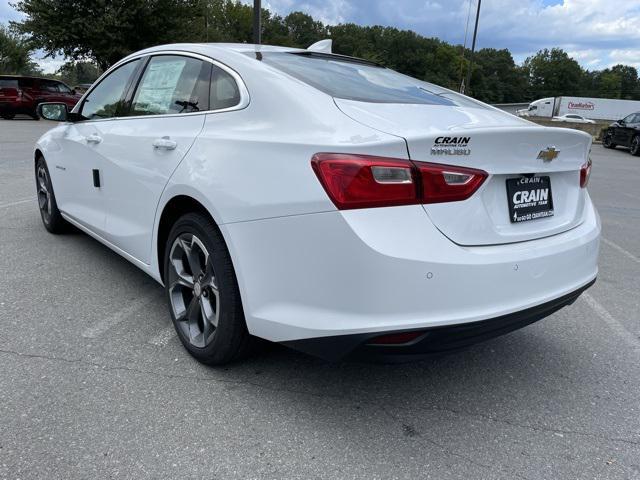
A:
0 78 19 89
259 52 473 106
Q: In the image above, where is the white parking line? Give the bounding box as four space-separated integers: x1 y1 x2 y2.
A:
582 293 640 352
0 198 33 209
82 295 157 338
603 237 640 264
147 325 176 346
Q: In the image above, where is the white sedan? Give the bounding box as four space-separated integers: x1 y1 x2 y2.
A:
552 114 596 124
34 42 600 364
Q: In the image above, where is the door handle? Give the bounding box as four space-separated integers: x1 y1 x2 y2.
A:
86 134 102 144
152 136 177 150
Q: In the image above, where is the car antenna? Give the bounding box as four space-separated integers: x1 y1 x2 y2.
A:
307 39 333 54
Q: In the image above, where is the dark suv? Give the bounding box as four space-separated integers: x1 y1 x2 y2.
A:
603 112 640 156
0 76 82 120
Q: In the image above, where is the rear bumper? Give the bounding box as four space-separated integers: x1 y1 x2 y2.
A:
222 194 600 346
282 278 595 361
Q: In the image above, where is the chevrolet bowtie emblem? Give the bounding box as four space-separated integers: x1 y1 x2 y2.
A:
537 146 560 162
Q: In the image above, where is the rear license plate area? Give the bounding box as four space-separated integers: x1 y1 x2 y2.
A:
506 176 554 223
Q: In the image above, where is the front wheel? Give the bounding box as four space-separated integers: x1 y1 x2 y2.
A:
630 135 640 156
602 132 616 149
36 157 69 233
164 213 253 365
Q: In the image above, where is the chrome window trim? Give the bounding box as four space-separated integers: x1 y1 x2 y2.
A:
74 49 250 123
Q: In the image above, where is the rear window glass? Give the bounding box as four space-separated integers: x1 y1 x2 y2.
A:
0 79 19 89
259 52 463 106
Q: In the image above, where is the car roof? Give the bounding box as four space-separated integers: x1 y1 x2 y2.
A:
0 75 64 82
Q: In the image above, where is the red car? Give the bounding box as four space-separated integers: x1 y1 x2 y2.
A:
0 75 82 120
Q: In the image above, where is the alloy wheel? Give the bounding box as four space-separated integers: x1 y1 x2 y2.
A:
632 137 640 156
37 165 52 222
167 233 219 348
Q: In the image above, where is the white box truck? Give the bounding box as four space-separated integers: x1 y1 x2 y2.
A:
516 96 640 121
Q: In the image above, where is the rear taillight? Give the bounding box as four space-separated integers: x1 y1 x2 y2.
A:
580 158 592 188
311 153 487 210
414 161 488 204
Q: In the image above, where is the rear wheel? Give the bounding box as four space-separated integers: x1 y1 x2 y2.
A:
1 112 15 120
36 156 69 233
630 135 640 156
164 213 253 365
602 132 616 149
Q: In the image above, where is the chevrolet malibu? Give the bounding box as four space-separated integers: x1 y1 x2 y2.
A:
34 42 600 364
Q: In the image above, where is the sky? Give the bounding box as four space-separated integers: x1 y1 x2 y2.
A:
2 0 640 73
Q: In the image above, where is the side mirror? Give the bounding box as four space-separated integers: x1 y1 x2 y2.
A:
619 119 625 125
38 102 69 122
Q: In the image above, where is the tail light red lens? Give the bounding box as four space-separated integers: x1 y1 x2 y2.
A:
311 154 417 209
414 161 488 204
368 331 425 345
580 158 592 188
311 153 487 210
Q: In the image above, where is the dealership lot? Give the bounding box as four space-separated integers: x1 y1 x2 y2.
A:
0 119 639 479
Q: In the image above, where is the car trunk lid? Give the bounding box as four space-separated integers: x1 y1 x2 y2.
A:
335 99 592 246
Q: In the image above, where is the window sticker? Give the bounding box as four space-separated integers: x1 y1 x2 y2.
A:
135 59 187 114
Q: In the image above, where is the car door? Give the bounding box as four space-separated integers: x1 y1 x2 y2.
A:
50 59 142 236
614 113 637 146
95 54 216 264
625 114 640 145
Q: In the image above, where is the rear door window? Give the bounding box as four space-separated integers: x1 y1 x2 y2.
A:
130 55 210 116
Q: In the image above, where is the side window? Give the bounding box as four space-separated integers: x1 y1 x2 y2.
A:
41 80 59 92
0 78 19 89
18 78 35 89
210 65 240 110
130 55 210 116
57 82 72 94
81 59 140 120
623 113 635 123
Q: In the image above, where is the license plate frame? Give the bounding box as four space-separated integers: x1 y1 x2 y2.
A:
506 176 554 223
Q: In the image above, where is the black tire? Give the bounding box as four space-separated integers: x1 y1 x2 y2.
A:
35 156 69 233
630 135 640 156
602 132 616 149
1 112 15 120
164 212 253 365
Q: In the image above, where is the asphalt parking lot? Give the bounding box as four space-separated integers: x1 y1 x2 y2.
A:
1 118 639 480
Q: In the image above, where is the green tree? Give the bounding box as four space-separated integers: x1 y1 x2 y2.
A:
12 0 199 70
55 60 101 86
0 23 41 74
523 48 584 98
470 48 528 103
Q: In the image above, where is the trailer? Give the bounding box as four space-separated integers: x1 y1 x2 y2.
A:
517 96 640 121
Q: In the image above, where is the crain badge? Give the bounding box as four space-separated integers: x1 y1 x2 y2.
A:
430 136 471 156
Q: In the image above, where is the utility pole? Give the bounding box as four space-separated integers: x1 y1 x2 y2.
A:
253 0 262 45
462 0 481 95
